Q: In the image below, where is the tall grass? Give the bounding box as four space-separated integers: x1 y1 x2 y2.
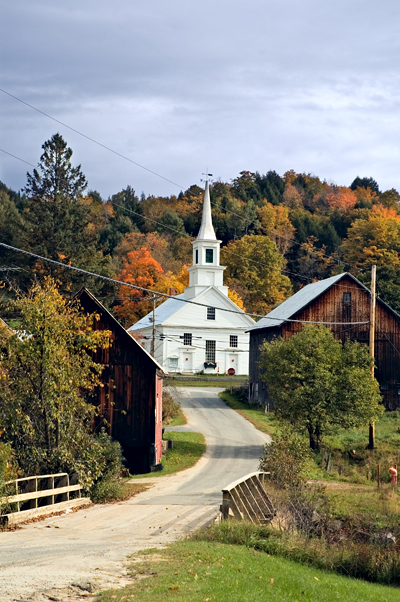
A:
192 521 400 586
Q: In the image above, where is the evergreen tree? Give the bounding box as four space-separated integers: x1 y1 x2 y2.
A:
350 176 380 194
25 133 87 200
21 134 112 296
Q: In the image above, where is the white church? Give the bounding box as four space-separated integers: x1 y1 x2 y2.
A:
127 181 254 375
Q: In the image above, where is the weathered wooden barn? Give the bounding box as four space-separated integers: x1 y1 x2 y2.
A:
247 273 400 410
74 288 166 474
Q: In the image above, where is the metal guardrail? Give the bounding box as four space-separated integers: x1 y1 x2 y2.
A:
1 472 88 524
220 471 275 524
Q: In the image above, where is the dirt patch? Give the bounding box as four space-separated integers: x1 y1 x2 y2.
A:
309 480 372 491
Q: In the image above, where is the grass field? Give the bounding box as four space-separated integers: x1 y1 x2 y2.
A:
130 431 205 479
97 539 400 602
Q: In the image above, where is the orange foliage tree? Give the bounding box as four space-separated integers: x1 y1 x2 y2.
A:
312 184 357 213
115 248 164 325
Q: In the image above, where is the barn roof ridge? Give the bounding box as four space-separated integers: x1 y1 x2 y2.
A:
247 272 400 332
73 287 167 373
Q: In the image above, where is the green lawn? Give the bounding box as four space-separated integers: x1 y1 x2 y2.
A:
129 431 205 479
97 539 400 602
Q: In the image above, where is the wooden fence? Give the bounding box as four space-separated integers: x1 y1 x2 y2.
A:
220 471 275 524
1 472 89 525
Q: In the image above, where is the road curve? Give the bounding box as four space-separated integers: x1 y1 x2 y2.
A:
0 387 270 601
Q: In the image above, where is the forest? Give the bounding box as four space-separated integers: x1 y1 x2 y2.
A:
1 133 400 325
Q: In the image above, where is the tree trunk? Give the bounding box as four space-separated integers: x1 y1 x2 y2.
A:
308 428 320 452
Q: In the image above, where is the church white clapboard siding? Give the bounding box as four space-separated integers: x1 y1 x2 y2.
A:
127 181 254 374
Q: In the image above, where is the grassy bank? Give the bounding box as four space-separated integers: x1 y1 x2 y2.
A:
173 380 235 387
130 431 206 479
97 538 400 601
220 390 400 485
219 390 280 436
165 408 187 426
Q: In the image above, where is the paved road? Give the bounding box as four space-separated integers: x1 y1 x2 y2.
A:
0 387 269 601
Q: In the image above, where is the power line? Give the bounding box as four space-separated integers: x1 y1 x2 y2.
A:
0 88 184 190
1 146 363 292
0 148 36 168
0 242 370 326
112 201 364 290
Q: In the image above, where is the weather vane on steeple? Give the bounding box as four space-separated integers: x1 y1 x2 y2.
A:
200 171 213 184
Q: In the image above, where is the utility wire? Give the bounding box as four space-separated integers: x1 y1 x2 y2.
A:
0 88 184 190
112 200 365 293
0 148 36 168
1 146 362 292
0 87 371 273
0 242 370 326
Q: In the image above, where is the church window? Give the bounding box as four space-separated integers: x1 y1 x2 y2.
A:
205 248 214 263
207 307 215 320
169 357 178 367
195 249 198 264
205 340 216 362
230 335 238 348
183 333 192 346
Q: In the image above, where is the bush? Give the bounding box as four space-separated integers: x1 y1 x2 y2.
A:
88 433 124 503
162 385 181 424
260 430 313 488
73 431 124 503
0 443 18 517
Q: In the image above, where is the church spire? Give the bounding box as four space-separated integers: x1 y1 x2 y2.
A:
197 181 216 240
184 180 228 299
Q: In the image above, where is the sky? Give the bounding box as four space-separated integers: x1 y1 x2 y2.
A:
1 0 400 199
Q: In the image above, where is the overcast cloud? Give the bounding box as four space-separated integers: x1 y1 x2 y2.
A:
1 0 399 198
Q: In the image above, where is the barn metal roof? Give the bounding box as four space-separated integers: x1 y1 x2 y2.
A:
247 273 350 332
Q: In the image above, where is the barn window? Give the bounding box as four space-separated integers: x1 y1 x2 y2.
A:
207 306 216 320
205 340 216 362
205 248 214 263
342 292 351 321
183 333 192 346
230 335 238 348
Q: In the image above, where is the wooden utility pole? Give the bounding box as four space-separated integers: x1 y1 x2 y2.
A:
369 264 376 450
151 296 156 358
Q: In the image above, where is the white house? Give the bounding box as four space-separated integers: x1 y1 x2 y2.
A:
127 181 254 375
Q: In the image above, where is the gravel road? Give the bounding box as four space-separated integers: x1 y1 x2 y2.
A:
0 387 270 601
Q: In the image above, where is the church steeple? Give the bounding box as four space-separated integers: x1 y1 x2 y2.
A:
197 181 216 241
184 181 228 299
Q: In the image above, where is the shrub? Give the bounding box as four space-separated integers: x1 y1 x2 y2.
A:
83 431 124 503
0 443 18 517
162 385 181 424
260 430 313 488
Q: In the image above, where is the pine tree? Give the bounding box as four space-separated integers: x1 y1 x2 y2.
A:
25 133 87 200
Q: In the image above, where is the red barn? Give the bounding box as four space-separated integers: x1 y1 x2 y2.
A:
74 288 166 474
